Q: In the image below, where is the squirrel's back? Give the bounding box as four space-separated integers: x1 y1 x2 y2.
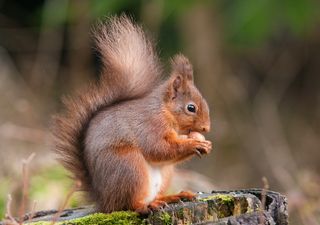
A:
52 15 162 192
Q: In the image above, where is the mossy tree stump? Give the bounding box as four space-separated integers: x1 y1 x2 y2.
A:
3 189 288 225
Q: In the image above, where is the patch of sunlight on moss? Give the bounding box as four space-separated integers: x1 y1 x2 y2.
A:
200 194 234 203
25 211 143 225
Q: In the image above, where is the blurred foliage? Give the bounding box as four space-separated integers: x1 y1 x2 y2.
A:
0 179 10 218
3 0 319 44
30 165 70 201
30 165 85 209
5 0 317 60
218 0 319 46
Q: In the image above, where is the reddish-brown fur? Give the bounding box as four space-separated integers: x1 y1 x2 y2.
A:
52 15 211 214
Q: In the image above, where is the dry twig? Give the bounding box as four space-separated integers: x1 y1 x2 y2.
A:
50 181 82 225
4 194 19 225
19 153 36 224
27 200 37 223
259 177 270 225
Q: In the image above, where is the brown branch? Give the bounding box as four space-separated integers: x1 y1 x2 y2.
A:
4 194 19 225
259 177 269 225
27 200 37 223
19 153 36 224
50 181 81 225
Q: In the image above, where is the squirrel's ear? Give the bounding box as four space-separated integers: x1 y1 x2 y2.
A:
173 75 182 92
171 54 193 82
164 75 182 101
165 54 193 101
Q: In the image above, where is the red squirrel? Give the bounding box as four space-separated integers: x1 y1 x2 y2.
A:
53 15 212 214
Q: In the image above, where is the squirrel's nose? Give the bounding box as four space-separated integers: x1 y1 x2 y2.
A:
201 125 210 133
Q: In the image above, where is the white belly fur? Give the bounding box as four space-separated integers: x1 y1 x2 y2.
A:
144 164 162 203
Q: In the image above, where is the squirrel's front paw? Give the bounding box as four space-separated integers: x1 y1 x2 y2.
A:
191 139 212 156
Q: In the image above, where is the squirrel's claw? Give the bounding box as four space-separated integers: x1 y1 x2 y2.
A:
194 149 202 158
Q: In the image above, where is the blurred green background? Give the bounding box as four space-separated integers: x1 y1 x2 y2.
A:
0 0 320 224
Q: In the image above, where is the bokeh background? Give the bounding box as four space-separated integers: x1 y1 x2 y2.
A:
1 0 320 224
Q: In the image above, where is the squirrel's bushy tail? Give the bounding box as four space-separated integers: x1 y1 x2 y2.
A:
52 15 162 194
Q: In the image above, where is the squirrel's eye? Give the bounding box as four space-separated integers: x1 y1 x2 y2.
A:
186 104 196 113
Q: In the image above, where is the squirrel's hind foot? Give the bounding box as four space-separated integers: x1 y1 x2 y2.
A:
154 191 196 205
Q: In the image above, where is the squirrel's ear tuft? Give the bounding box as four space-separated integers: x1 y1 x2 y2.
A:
171 54 193 81
165 54 193 101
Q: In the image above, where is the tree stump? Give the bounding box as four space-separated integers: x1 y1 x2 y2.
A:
3 189 288 225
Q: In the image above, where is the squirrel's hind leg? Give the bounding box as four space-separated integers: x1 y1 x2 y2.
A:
145 166 195 211
93 146 150 213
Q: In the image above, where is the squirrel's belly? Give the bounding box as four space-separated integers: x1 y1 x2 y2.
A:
145 164 162 203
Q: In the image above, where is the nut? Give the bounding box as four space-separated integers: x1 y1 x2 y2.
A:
188 131 205 141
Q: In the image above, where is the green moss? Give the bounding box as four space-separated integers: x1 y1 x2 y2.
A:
200 194 235 218
159 212 171 225
25 211 143 225
200 194 234 203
